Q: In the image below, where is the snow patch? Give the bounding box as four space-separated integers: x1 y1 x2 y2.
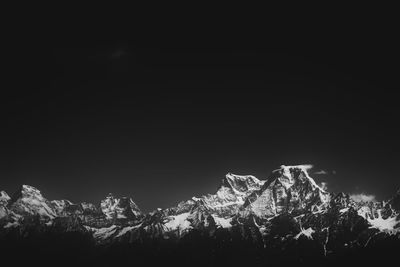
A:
357 206 371 219
4 221 20 229
91 225 118 240
212 215 232 228
367 210 399 235
20 198 56 218
116 223 142 237
340 208 349 214
165 212 192 232
295 227 315 240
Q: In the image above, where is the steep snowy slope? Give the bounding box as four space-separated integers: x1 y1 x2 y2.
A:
241 165 330 218
100 193 142 220
8 185 57 219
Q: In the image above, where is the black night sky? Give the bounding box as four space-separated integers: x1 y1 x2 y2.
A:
2 18 400 212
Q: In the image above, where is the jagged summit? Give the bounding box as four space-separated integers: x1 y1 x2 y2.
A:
222 173 265 194
272 165 326 192
100 193 142 220
241 165 330 218
7 184 56 219
13 184 42 198
185 173 267 219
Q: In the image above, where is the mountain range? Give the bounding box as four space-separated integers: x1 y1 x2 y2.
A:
1 165 399 266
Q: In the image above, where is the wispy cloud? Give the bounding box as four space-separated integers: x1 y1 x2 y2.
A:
350 193 376 203
314 170 328 175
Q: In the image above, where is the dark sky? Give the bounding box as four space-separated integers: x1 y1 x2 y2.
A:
2 19 400 211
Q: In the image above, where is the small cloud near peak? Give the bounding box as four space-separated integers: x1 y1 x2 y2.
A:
350 193 376 203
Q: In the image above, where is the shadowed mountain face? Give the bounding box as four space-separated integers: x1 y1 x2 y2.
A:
1 165 399 267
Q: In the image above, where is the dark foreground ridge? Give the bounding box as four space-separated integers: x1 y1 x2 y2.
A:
1 165 399 267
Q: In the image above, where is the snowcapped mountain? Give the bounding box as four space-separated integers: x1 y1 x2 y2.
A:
1 164 399 262
100 193 142 221
7 185 57 219
203 173 266 215
241 165 330 218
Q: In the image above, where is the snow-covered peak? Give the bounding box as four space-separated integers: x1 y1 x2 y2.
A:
268 165 330 201
0 191 10 204
20 185 43 198
243 164 331 218
8 185 56 219
193 173 265 217
222 173 265 194
278 165 326 192
165 173 266 222
100 194 141 220
10 185 48 203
